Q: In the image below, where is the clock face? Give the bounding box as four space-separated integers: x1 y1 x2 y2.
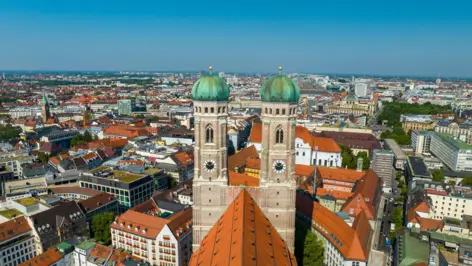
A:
272 160 286 174
204 160 216 172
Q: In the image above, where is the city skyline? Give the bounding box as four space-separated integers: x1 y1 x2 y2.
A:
0 0 471 77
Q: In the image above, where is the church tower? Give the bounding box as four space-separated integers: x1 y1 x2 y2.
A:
41 95 50 123
192 67 231 251
259 67 299 252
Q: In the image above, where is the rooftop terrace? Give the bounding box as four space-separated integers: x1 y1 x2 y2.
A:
89 166 146 183
15 197 38 206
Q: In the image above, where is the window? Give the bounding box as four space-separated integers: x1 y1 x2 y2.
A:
210 107 214 113
205 107 208 113
206 126 214 143
282 109 286 115
276 109 280 115
276 126 284 144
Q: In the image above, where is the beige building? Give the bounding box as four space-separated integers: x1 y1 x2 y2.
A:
326 93 377 116
191 69 298 252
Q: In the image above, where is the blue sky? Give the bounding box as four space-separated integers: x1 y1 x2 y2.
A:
0 0 471 77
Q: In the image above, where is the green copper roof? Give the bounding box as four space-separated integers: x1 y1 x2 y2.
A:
344 92 359 102
42 95 48 104
260 75 300 103
191 75 230 101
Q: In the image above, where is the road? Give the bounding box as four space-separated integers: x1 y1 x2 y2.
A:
376 176 402 251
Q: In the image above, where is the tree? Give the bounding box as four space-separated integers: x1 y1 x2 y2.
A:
167 174 178 189
295 219 324 266
37 152 49 163
83 130 93 142
462 177 472 186
431 169 445 183
91 212 116 244
0 124 20 141
303 231 325 266
391 206 403 228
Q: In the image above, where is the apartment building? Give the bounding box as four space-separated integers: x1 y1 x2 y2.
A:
401 115 437 131
430 132 472 172
111 200 193 266
427 186 472 220
79 165 153 211
0 217 36 266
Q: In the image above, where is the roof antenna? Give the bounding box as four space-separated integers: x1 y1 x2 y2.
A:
278 66 282 75
209 66 213 75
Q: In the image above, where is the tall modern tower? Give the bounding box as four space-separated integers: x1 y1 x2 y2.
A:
258 66 299 251
191 67 231 251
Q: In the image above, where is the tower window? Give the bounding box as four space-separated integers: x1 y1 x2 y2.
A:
218 107 221 113
206 126 214 143
211 107 214 113
276 127 284 144
282 109 286 115
265 108 268 114
205 107 208 113
276 109 280 115
270 109 273 114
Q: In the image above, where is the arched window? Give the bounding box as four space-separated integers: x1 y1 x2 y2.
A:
276 109 280 115
210 107 214 113
265 108 268 114
282 109 286 115
218 107 221 113
276 126 284 144
205 107 208 113
199 107 202 113
270 109 273 114
206 126 214 143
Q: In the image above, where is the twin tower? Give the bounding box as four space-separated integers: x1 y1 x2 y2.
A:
191 67 300 252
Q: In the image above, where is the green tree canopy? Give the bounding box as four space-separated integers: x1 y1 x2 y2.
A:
37 152 49 163
91 212 116 244
0 124 20 141
339 144 370 170
377 102 451 127
431 169 445 183
295 219 324 266
462 177 472 186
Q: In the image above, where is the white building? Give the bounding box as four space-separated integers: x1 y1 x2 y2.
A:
248 124 342 167
430 132 472 172
111 206 193 266
427 187 472 220
0 216 36 266
411 130 433 154
354 83 368 97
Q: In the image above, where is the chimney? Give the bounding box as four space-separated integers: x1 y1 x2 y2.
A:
357 158 363 172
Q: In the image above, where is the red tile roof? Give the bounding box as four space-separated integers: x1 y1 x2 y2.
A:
245 158 261 169
316 187 353 201
317 167 365 183
228 145 259 170
111 208 192 240
248 123 262 143
19 248 63 266
0 216 31 244
296 193 371 261
190 189 297 266
229 171 260 187
174 151 194 167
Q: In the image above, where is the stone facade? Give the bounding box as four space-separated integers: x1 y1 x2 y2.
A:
192 100 297 252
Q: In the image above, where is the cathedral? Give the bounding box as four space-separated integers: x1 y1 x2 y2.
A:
191 67 300 253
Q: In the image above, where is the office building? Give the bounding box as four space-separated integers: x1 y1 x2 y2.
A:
0 217 36 266
430 132 472 172
80 166 153 211
426 186 472 220
354 82 368 97
372 149 395 193
411 130 433 154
